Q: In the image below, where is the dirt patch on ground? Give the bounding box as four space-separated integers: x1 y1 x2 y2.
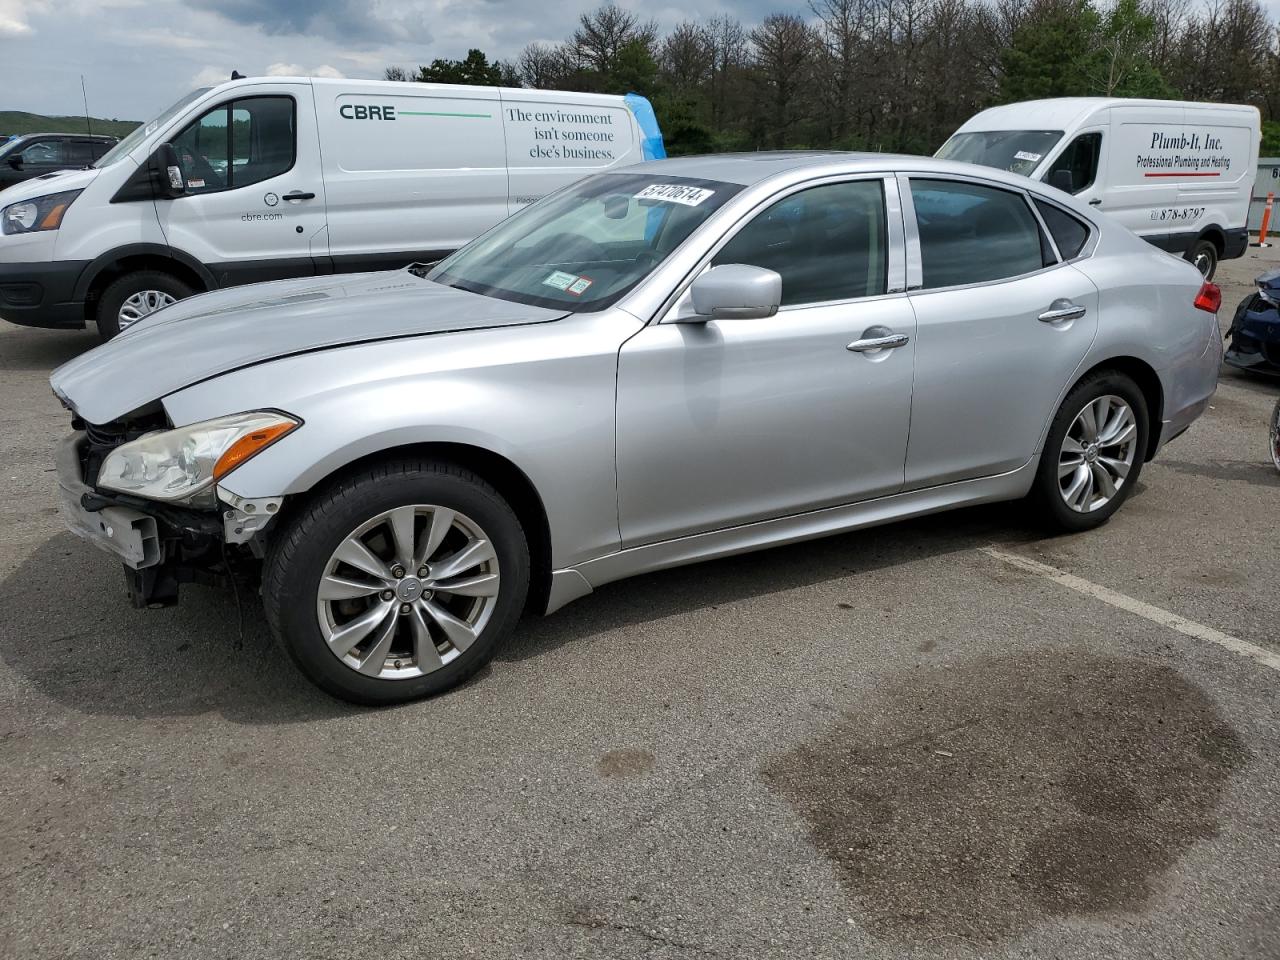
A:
763 652 1247 943
599 748 656 778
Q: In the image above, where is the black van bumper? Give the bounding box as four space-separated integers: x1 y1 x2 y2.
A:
0 260 89 329
1145 228 1250 261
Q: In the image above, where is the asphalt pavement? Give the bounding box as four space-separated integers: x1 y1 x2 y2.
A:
1 247 1278 959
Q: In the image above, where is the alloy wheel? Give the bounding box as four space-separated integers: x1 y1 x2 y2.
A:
1058 394 1138 513
118 290 177 330
315 505 501 680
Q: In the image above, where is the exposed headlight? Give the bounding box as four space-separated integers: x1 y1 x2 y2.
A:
1 190 83 235
1257 282 1278 306
98 411 300 507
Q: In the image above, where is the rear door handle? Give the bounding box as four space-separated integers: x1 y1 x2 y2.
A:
1088 199 1102 206
1039 299 1087 323
847 331 910 352
283 191 316 201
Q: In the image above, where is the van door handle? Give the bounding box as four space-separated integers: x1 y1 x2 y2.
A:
283 191 315 201
847 330 910 352
1039 299 1087 323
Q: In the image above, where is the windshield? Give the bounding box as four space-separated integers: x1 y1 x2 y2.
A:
427 173 743 312
935 130 1063 177
94 87 212 168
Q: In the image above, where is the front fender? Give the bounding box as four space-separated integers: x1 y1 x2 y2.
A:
162 314 638 568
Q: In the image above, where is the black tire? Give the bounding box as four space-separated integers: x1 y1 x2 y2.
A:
96 270 194 340
1031 370 1150 533
1186 238 1218 281
263 459 530 705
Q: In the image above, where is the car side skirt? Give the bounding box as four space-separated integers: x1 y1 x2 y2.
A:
544 457 1039 614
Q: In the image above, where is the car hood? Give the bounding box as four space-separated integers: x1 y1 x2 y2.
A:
50 269 569 424
0 165 100 203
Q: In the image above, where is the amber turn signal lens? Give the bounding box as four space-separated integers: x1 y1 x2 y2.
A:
213 421 297 481
38 201 70 230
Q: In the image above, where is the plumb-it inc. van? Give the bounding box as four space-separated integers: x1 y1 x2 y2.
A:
0 76 666 337
937 97 1260 279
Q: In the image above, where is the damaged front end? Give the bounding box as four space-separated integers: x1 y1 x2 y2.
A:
1225 269 1280 376
55 406 292 608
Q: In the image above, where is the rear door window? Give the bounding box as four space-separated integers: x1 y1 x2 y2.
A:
19 139 62 166
909 179 1048 290
1034 199 1091 260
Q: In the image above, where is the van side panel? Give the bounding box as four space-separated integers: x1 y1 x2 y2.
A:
500 92 640 213
314 82 508 269
1105 104 1259 252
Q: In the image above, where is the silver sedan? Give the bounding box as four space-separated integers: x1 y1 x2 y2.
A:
51 153 1222 704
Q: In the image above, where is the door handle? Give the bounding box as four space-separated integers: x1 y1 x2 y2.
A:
283 191 316 201
847 332 910 352
1088 199 1102 206
1039 299 1087 323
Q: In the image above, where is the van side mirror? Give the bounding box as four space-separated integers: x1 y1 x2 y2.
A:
1049 169 1075 194
684 264 782 322
151 143 187 199
7 155 21 170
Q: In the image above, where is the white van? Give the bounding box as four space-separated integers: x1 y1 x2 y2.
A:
0 76 665 336
936 97 1260 279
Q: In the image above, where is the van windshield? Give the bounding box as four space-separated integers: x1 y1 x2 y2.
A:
94 87 212 168
935 130 1063 177
428 173 742 313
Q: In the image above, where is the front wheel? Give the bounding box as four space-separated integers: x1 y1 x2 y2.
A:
263 460 530 705
1269 398 1280 473
1031 371 1149 532
97 270 193 340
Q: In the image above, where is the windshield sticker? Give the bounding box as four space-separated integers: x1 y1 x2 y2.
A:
566 276 593 296
1014 151 1042 163
542 270 581 291
634 183 715 206
187 178 205 189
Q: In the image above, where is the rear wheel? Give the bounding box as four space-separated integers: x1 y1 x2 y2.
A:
96 270 193 340
1031 371 1149 532
263 459 530 705
1187 239 1218 281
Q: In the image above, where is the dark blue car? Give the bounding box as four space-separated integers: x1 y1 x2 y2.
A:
1225 269 1280 376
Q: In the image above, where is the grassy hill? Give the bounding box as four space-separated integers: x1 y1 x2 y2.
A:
0 111 139 139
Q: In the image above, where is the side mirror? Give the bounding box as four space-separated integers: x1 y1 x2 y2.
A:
1049 168 1075 194
150 143 187 199
686 264 782 322
7 155 22 170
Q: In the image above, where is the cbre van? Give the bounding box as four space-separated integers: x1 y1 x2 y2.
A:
936 98 1260 280
0 76 665 338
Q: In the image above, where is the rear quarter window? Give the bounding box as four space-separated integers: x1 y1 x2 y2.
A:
1034 199 1091 259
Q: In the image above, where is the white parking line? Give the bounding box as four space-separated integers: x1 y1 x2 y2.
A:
981 547 1280 673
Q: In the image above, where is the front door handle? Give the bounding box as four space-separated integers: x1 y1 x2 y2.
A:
1039 299 1087 323
847 329 910 352
283 191 316 201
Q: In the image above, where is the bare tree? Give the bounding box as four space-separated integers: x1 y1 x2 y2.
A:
750 13 818 147
661 21 714 89
572 3 658 74
383 66 408 81
518 42 573 88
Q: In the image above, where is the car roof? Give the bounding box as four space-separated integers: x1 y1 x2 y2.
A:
612 151 1053 193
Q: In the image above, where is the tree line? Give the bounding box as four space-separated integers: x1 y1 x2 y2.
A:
385 0 1280 155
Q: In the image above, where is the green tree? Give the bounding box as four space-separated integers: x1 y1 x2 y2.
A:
415 49 506 86
998 0 1101 100
1093 0 1175 97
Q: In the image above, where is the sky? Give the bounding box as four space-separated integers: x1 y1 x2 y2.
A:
2 0 1279 121
0 0 768 120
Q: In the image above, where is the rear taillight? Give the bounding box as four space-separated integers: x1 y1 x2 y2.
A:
1194 282 1222 313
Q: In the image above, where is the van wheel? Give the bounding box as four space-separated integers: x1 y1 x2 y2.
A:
1187 239 1218 281
263 459 530 706
97 271 193 340
1031 370 1149 532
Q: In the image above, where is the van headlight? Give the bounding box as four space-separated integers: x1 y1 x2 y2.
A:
98 411 300 507
2 190 83 235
